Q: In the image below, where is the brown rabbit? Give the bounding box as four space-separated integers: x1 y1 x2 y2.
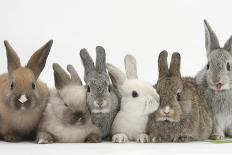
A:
147 51 212 142
0 40 53 142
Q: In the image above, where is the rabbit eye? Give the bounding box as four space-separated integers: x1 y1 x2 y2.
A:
227 63 231 71
206 63 210 70
87 85 90 92
64 103 68 107
32 83 36 89
10 83 14 90
132 91 138 98
108 86 111 92
176 93 181 101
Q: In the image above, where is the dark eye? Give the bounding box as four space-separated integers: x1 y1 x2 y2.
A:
176 93 181 101
227 63 231 71
132 91 138 98
64 103 68 107
87 85 90 92
206 63 210 70
32 83 36 89
10 82 14 90
108 86 111 92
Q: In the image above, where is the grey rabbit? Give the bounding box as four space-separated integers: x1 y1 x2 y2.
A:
148 51 212 142
80 46 119 140
36 64 100 143
196 20 232 140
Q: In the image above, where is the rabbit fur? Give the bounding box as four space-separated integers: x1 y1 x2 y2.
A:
0 40 52 142
107 54 160 143
36 64 100 143
196 20 232 140
148 51 212 142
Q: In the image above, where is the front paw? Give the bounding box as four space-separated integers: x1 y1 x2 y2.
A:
151 136 164 143
36 132 55 144
210 134 224 140
85 133 101 143
136 134 150 143
173 136 193 142
4 135 21 142
112 134 128 143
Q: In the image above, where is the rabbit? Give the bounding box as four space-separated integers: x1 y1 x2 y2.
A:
0 40 53 142
106 54 160 143
147 51 212 143
195 20 232 140
80 46 119 140
36 64 100 144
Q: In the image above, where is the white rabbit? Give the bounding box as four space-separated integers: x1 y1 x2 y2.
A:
107 55 160 143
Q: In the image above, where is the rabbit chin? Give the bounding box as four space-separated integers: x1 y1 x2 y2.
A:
156 117 177 123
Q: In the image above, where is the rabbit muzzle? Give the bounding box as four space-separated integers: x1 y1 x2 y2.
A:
156 106 177 122
14 94 31 110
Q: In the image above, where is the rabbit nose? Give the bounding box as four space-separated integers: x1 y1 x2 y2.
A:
18 94 28 103
162 106 170 115
73 112 84 120
215 82 223 90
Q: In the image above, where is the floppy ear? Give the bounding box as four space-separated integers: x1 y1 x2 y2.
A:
96 46 106 73
124 54 138 79
169 52 181 77
4 40 21 78
27 40 53 80
106 63 126 87
224 36 232 52
204 20 220 55
53 63 70 89
158 51 169 78
80 49 95 81
67 64 82 85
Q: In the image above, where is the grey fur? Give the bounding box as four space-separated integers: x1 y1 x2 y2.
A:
80 46 119 140
148 51 212 142
196 20 232 140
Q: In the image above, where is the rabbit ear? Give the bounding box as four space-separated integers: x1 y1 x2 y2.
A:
53 63 70 89
224 36 232 52
96 46 106 73
169 52 181 77
26 40 53 80
106 63 126 87
204 20 220 55
4 40 21 78
124 54 138 79
80 49 95 78
158 51 169 78
67 64 82 85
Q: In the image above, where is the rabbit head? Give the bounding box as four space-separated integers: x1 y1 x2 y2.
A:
155 51 192 123
204 20 232 91
52 63 90 125
3 40 52 111
107 55 159 115
80 46 113 114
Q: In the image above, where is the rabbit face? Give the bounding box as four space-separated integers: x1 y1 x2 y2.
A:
86 73 112 114
4 68 40 111
120 80 159 115
203 20 232 91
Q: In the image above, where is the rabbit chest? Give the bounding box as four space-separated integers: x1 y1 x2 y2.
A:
112 111 148 140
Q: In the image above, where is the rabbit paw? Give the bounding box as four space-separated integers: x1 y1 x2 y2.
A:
112 134 128 143
210 134 224 140
174 136 193 142
136 134 150 143
151 136 164 143
4 135 21 142
37 132 55 144
85 133 101 143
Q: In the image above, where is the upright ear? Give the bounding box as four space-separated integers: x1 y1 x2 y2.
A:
53 63 70 89
80 49 95 80
158 51 169 78
106 63 126 87
169 52 181 77
67 64 82 85
4 40 21 78
124 54 138 79
224 36 232 52
27 40 53 80
96 46 106 73
204 20 220 55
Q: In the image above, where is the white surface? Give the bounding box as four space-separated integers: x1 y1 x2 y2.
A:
0 0 232 154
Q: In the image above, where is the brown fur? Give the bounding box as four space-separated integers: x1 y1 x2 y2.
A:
147 51 212 142
0 40 52 142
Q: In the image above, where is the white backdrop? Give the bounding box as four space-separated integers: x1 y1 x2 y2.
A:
0 0 232 87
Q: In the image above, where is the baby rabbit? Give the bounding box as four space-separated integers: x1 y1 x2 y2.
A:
106 55 160 143
80 46 119 140
0 40 53 142
147 51 212 142
36 64 100 143
196 20 232 140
